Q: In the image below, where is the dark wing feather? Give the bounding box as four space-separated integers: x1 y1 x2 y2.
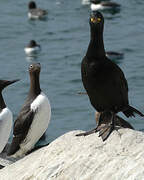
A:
81 55 129 112
7 106 35 156
101 2 120 7
111 61 129 107
31 8 48 17
13 107 34 135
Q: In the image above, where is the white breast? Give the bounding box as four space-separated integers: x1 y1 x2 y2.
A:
28 12 39 19
13 92 51 157
24 46 41 56
91 4 104 11
0 108 13 153
28 11 46 20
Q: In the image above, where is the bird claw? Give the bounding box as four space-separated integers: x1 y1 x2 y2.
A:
98 123 115 141
76 127 98 137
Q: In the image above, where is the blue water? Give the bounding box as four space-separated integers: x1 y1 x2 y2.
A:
0 0 144 144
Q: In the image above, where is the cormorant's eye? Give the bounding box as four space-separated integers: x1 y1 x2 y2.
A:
90 17 97 23
97 17 101 22
90 17 101 23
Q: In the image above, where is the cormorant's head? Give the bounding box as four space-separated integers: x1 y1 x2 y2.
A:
29 63 41 75
28 1 37 9
89 11 104 30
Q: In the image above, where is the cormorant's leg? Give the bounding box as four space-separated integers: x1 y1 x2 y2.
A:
98 112 115 141
76 112 116 141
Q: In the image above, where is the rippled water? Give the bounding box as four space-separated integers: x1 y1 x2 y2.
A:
0 0 144 144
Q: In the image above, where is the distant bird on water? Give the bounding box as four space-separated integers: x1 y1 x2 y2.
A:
82 0 90 5
106 51 124 60
28 1 48 19
82 0 111 6
76 11 144 141
8 63 51 158
0 79 19 153
24 40 41 56
90 0 120 11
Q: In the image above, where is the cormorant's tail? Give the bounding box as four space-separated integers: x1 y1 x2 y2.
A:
115 115 134 129
123 105 144 118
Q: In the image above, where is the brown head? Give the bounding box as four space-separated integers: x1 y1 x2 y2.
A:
28 63 41 96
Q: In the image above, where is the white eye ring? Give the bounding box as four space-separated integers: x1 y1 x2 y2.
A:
30 65 33 68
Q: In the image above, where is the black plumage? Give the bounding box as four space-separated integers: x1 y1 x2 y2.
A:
76 11 143 141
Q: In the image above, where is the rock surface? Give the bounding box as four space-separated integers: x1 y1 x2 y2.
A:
0 129 144 180
0 143 17 169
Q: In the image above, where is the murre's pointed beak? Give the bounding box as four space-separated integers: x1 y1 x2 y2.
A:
0 79 20 89
6 79 20 85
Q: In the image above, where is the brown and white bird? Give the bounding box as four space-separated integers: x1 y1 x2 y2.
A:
8 63 51 158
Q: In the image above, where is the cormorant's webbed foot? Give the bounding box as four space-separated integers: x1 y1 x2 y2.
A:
97 112 115 141
76 112 116 141
76 127 98 137
98 123 115 141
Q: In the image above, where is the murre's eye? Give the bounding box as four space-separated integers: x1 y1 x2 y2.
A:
30 65 33 68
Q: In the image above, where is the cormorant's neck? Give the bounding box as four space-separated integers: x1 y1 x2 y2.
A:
0 92 6 110
86 27 105 59
29 73 41 97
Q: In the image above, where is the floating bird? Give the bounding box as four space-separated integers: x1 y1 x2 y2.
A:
24 40 41 56
28 1 48 19
8 63 51 158
106 51 124 60
0 79 19 154
76 11 143 141
82 0 111 5
82 0 90 5
90 0 120 11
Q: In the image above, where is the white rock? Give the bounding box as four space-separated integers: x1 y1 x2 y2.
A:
0 129 144 180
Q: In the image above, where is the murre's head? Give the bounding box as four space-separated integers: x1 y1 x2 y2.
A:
28 1 37 9
28 63 41 94
28 40 37 47
29 63 41 76
0 79 20 91
90 0 101 5
89 11 104 30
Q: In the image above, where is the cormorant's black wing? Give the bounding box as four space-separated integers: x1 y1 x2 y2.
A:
111 61 129 105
